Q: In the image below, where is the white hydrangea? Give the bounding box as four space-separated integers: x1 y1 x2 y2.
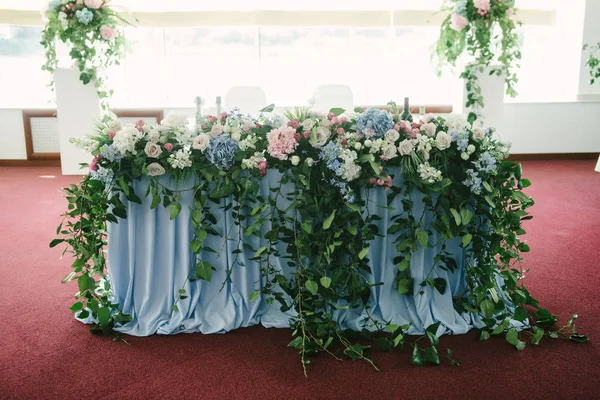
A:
369 139 385 154
161 113 189 129
113 126 143 155
418 162 443 183
339 162 362 182
445 113 469 131
339 148 358 164
168 146 193 169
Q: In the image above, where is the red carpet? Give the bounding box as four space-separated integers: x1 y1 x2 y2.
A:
0 160 598 399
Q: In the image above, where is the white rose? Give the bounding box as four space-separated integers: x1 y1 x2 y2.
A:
435 131 451 151
382 142 398 160
147 129 160 143
210 124 224 137
302 119 314 131
461 152 470 160
467 144 476 154
354 143 362 150
142 124 152 133
107 119 122 132
398 139 415 156
291 155 301 166
321 119 332 128
364 139 373 148
384 129 400 143
305 157 314 167
421 123 436 137
144 142 162 158
423 113 435 123
192 134 210 152
161 113 188 128
147 162 166 176
472 126 485 140
309 126 330 147
231 131 241 142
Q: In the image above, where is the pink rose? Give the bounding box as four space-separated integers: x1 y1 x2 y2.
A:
303 131 311 139
135 119 145 130
410 128 420 139
207 116 217 123
84 0 103 9
100 26 117 41
377 179 384 186
331 117 339 125
256 124 262 129
336 127 345 135
200 123 207 130
220 112 227 122
369 177 377 184
258 160 267 170
341 139 348 145
474 0 491 12
450 13 469 32
338 115 348 124
108 130 116 140
164 143 173 152
89 161 98 171
294 133 301 142
507 8 514 17
61 7 66 12
259 169 267 176
327 112 335 120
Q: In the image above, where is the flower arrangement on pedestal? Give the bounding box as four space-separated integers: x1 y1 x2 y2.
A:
40 0 133 110
583 42 600 85
435 0 521 122
54 105 587 372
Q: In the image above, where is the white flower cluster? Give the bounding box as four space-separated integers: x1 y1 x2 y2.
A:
415 134 433 161
338 148 362 181
418 162 443 183
69 137 97 152
241 151 266 170
239 133 258 151
192 134 211 152
113 126 143 155
168 146 193 169
445 112 470 131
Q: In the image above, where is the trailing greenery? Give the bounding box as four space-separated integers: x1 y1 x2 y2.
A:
435 0 521 123
52 106 587 373
583 42 600 85
40 0 133 112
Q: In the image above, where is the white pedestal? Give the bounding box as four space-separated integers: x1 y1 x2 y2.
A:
55 68 101 175
310 85 354 114
595 155 600 172
462 66 505 135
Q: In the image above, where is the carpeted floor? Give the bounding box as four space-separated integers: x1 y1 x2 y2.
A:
0 160 598 400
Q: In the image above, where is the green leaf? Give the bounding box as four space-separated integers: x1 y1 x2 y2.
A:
259 103 275 112
98 307 111 331
305 280 318 295
347 203 361 213
411 346 423 366
254 247 267 258
480 330 491 341
569 334 589 343
168 202 182 220
323 210 336 230
460 209 473 225
194 261 212 282
347 226 357 236
521 178 531 188
393 333 404 347
506 329 525 350
190 240 202 253
397 278 412 295
416 229 429 248
70 302 84 313
482 181 493 193
329 107 345 116
450 208 461 226
462 234 472 247
320 276 332 289
61 271 76 284
249 291 260 302
49 239 64 248
301 221 312 234
150 193 161 209
358 247 369 260
480 299 495 318
514 306 528 322
433 278 447 295
531 327 544 345
398 259 410 272
423 346 440 365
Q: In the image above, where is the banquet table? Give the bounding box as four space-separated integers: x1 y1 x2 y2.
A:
99 171 497 337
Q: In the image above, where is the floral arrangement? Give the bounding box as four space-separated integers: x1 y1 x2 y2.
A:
53 105 586 372
435 0 521 122
583 42 600 85
40 0 132 110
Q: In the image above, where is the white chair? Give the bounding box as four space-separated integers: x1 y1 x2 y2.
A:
223 86 267 113
309 85 354 113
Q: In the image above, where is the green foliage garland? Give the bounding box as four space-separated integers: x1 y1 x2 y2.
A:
52 106 587 373
583 42 600 85
435 0 521 123
40 0 133 111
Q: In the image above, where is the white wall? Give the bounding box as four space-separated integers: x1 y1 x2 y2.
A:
578 0 600 97
0 109 27 159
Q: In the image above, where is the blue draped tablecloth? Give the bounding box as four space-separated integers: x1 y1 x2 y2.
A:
103 171 493 337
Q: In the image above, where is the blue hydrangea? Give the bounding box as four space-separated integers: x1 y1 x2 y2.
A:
474 151 497 174
330 179 355 203
319 141 342 173
48 0 62 11
451 130 469 152
485 127 495 138
454 0 468 16
99 144 122 163
75 8 94 25
227 107 242 120
462 169 482 195
90 166 114 184
206 135 239 171
356 108 394 138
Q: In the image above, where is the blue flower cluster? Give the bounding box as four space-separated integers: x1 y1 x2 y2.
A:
451 130 469 152
485 127 495 138
227 107 242 121
75 8 94 25
462 169 482 194
99 144 122 163
356 108 394 138
206 135 239 171
90 166 114 184
319 141 342 173
454 0 468 16
474 151 497 174
329 179 356 203
48 0 62 11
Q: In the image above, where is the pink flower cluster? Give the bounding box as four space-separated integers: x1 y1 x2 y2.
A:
100 26 117 40
258 160 268 176
327 113 348 126
369 175 393 190
451 13 469 31
474 0 491 13
89 154 102 171
135 119 145 131
267 125 298 161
